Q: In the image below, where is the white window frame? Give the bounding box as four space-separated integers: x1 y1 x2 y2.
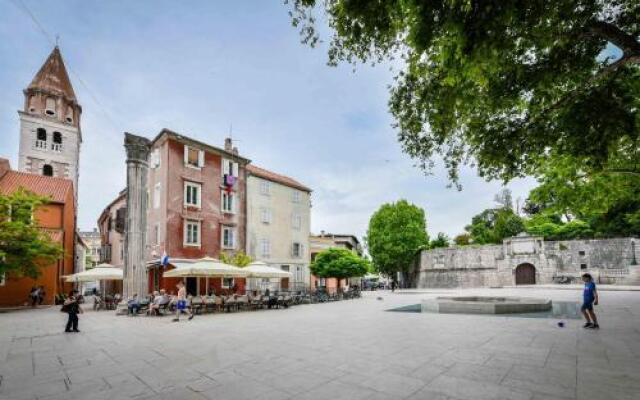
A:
184 181 201 208
183 220 201 247
295 265 304 282
184 145 204 169
261 208 272 224
292 213 302 230
292 242 303 258
0 272 5 286
260 180 271 196
221 191 236 214
153 182 161 209
222 277 235 288
222 158 239 177
292 190 301 203
260 238 271 258
221 226 236 249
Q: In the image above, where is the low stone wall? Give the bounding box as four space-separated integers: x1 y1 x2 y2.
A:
416 236 639 288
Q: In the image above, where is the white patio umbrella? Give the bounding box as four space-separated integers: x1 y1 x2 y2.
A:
244 261 291 291
163 257 249 278
244 261 292 278
65 264 123 282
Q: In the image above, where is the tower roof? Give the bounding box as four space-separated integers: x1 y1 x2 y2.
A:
27 46 77 101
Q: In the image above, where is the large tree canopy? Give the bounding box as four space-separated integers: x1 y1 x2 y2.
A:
366 200 428 278
465 207 525 245
0 190 63 279
288 0 640 185
525 154 640 237
310 248 370 280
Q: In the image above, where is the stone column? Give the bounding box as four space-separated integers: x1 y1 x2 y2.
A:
123 133 151 299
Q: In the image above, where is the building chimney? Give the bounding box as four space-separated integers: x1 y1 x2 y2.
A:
232 146 239 155
224 137 232 152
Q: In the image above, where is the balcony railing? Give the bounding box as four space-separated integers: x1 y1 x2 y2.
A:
51 143 63 152
35 140 47 149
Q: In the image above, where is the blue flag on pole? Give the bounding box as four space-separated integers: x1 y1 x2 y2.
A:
161 251 169 268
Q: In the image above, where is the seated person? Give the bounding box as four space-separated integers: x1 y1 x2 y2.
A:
93 295 103 311
127 294 140 315
147 290 160 314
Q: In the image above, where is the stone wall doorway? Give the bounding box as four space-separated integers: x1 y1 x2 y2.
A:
515 263 536 285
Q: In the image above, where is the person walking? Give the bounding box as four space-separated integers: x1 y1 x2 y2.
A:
581 273 600 329
30 286 40 307
63 290 82 333
38 286 46 305
172 282 193 322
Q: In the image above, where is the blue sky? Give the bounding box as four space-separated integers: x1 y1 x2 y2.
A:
0 0 536 240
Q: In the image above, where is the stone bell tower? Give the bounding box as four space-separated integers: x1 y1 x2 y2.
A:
18 46 82 196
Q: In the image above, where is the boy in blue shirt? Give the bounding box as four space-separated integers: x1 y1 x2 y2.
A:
581 273 599 329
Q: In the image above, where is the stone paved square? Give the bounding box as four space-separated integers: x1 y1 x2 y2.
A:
1 288 639 400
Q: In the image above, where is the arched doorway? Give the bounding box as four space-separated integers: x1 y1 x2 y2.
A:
42 164 53 177
515 263 536 285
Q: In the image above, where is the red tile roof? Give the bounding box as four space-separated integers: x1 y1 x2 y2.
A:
246 165 311 192
27 47 77 101
0 171 73 203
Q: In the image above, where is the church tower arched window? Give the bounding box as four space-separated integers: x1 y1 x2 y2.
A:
65 106 73 123
28 96 37 113
52 132 63 152
45 97 56 116
35 128 47 149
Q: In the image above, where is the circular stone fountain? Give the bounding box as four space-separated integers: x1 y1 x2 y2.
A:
421 296 552 315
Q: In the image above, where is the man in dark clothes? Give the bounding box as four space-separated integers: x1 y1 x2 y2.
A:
38 285 46 305
63 290 82 333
